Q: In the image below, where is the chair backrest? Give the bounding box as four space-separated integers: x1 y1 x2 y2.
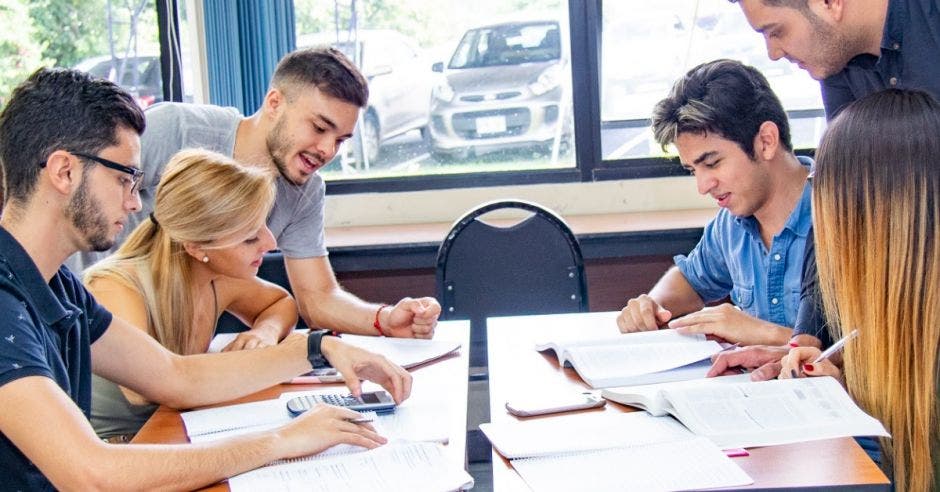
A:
436 199 588 369
215 251 308 333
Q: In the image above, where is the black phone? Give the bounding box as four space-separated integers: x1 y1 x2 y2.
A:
286 390 396 416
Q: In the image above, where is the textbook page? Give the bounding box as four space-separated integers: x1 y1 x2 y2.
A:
563 341 722 388
601 372 753 416
228 441 473 492
480 411 693 459
512 436 752 492
663 376 890 448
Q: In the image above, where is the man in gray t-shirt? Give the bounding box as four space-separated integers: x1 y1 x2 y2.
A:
73 46 440 340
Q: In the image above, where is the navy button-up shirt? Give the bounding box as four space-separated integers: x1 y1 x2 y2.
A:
0 226 112 491
822 0 940 117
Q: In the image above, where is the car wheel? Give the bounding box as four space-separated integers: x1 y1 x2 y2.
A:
354 113 381 166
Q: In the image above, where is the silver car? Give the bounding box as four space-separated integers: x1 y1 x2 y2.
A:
429 18 572 160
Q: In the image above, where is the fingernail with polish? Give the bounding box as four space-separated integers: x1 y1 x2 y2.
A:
803 364 813 372
790 369 798 378
788 342 799 348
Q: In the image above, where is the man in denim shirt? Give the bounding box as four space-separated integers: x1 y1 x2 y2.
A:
617 60 811 347
731 0 940 118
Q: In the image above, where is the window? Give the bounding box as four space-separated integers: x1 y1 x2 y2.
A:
293 0 576 183
0 1 164 110
599 0 824 164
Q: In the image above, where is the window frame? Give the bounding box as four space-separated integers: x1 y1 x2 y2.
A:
158 0 820 195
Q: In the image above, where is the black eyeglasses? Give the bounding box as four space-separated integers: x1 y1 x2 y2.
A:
72 152 144 195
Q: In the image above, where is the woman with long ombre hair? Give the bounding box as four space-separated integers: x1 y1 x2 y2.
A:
85 149 297 442
781 89 940 491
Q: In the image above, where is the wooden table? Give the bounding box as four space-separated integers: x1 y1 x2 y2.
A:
133 320 470 491
486 311 891 491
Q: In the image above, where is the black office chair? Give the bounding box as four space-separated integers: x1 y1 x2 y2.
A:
436 199 588 464
436 199 588 371
215 251 308 333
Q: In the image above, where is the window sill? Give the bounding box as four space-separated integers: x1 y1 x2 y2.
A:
325 208 714 272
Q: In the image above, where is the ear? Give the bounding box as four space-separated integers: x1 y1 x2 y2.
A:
262 88 285 118
181 242 206 262
42 150 82 196
810 0 844 23
754 121 780 162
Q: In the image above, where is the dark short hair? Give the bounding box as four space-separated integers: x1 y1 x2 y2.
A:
271 46 369 107
0 67 145 204
651 59 792 158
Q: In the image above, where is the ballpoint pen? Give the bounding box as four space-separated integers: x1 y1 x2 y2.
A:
812 329 859 364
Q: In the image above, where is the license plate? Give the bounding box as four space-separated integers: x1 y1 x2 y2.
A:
476 115 507 135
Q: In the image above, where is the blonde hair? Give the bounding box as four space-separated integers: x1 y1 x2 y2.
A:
85 149 276 354
813 89 940 491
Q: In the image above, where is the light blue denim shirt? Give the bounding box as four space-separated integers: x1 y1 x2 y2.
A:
674 161 813 328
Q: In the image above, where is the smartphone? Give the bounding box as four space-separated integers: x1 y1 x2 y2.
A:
504 391 606 417
286 390 396 416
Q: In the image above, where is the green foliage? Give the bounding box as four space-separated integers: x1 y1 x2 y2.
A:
0 1 45 106
28 0 109 67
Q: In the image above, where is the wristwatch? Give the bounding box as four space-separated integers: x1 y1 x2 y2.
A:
306 329 336 369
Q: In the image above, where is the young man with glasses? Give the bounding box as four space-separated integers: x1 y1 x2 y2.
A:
69 46 441 343
0 67 412 491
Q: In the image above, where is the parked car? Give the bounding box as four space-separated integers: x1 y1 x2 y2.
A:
298 30 434 167
428 17 572 160
74 54 163 108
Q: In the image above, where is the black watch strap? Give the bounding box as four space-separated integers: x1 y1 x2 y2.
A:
306 329 335 369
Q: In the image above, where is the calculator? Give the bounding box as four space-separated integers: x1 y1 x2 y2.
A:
286 390 396 416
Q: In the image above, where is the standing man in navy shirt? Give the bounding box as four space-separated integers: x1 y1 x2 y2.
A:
731 0 940 118
0 68 411 491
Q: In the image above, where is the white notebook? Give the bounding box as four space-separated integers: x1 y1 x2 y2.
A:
480 411 693 459
228 441 473 492
535 329 723 388
512 436 752 492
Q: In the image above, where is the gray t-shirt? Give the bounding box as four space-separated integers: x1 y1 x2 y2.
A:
68 102 327 273
87 103 328 438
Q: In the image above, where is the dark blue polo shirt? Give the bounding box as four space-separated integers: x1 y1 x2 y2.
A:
822 0 940 117
0 226 112 491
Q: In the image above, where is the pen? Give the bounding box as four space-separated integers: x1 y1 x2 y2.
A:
812 329 859 364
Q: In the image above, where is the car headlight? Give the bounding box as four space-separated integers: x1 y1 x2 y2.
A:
529 64 564 96
433 80 455 103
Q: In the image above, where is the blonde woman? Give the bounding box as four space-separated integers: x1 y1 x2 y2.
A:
780 89 940 491
86 149 297 441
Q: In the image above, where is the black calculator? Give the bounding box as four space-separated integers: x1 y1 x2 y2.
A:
286 390 396 416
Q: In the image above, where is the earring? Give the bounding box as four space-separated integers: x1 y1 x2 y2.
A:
202 255 209 263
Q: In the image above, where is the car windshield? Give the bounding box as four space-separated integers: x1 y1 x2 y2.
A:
448 21 560 69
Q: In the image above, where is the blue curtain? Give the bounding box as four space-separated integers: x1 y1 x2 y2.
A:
203 0 296 113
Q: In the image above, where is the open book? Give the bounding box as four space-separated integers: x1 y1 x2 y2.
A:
480 412 752 491
535 329 724 388
209 332 461 383
228 441 473 492
603 376 889 449
601 372 753 416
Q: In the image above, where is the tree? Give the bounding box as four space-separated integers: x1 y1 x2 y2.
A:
28 0 109 68
0 1 45 108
